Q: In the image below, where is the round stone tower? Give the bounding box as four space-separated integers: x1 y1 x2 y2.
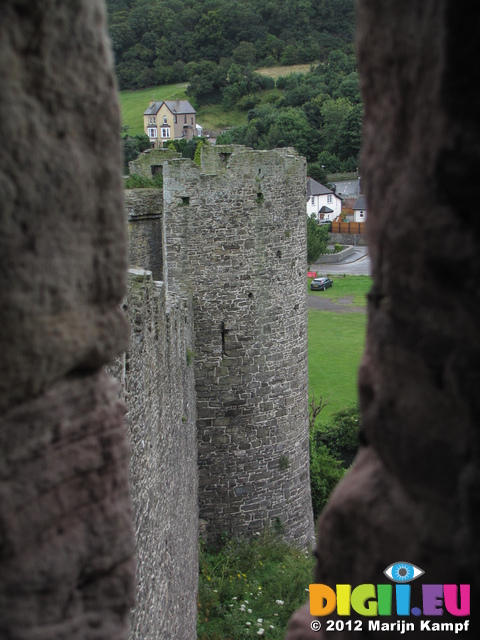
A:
164 145 314 547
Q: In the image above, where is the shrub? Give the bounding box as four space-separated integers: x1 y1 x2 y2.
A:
307 214 330 264
237 94 261 110
309 440 345 519
124 173 163 189
309 405 361 519
316 406 361 468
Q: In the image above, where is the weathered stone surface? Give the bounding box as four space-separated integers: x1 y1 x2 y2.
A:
0 372 135 639
164 145 315 547
288 1 480 637
110 270 198 640
128 148 181 178
0 0 128 413
0 1 134 638
124 189 164 280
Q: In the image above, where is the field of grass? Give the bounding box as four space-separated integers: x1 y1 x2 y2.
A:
256 63 316 79
308 274 371 306
308 276 370 421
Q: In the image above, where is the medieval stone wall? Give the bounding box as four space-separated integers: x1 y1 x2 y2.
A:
124 189 164 280
109 269 198 640
128 148 181 179
164 145 314 546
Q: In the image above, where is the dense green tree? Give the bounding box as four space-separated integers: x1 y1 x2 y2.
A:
319 96 353 155
232 41 257 66
307 214 329 264
307 162 329 185
333 71 361 103
316 150 343 173
123 133 151 168
336 103 363 160
105 0 356 90
186 60 227 104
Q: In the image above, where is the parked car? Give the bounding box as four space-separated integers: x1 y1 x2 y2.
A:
310 277 333 291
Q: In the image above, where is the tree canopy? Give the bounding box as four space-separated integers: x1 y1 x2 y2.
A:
105 0 356 90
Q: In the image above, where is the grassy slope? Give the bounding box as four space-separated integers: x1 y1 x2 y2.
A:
118 63 312 135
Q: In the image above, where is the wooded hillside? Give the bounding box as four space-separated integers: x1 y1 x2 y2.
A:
106 0 355 90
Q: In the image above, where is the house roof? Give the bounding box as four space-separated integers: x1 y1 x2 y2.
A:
307 177 341 199
353 196 367 210
144 102 163 115
144 100 196 116
164 100 196 114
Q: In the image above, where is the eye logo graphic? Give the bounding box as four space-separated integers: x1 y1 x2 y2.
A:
309 561 470 619
384 561 424 583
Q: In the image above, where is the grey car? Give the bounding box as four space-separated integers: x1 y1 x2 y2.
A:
310 277 333 291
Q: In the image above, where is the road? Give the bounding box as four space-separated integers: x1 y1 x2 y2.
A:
311 247 371 276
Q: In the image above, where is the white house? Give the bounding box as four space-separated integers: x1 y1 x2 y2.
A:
352 196 367 222
306 178 342 221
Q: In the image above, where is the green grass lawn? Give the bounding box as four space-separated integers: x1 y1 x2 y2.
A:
308 274 372 306
308 276 371 421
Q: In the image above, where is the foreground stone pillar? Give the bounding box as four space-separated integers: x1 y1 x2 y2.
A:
0 1 135 638
288 1 479 638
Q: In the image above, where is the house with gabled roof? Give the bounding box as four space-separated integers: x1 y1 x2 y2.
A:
306 177 342 221
144 100 197 148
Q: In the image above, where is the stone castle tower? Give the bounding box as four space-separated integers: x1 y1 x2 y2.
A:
120 144 314 636
163 145 314 545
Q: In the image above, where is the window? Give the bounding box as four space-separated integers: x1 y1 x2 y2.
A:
174 115 177 123
191 117 194 124
148 128 157 138
184 115 187 123
163 116 167 124
148 116 152 124
153 116 156 124
161 128 170 138
327 195 332 203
